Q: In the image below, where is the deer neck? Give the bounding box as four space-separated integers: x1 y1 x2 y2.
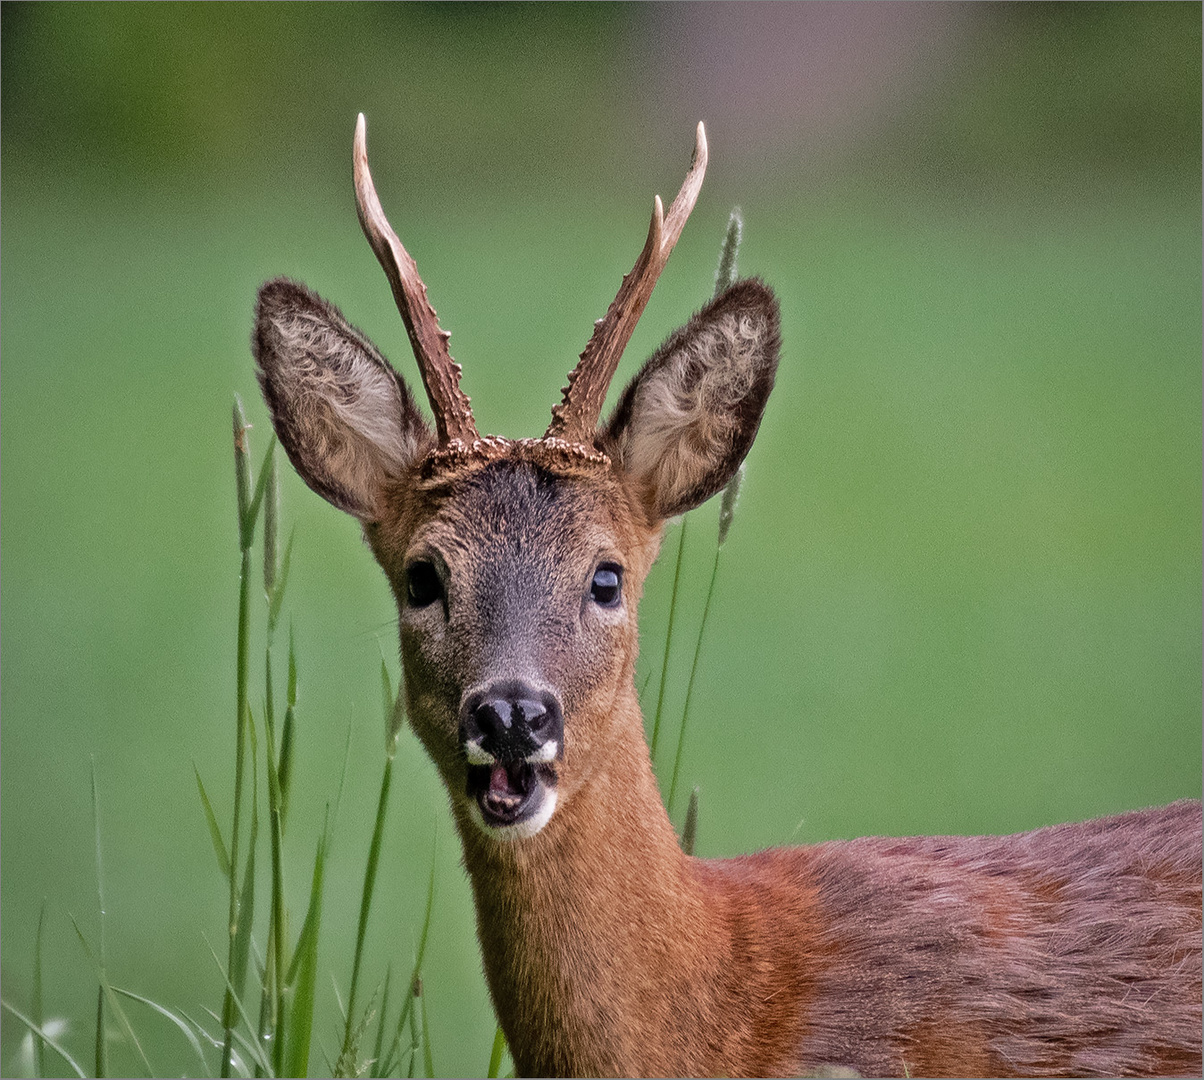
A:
454 695 725 1077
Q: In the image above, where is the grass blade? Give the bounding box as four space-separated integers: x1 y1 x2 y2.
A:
245 435 278 546
419 981 433 1079
714 209 743 295
226 408 269 1076
340 752 394 1066
232 401 277 551
181 1007 226 1054
223 542 253 1078
112 986 213 1076
717 464 743 549
264 735 287 1075
416 850 437 965
334 981 380 1079
32 900 47 1078
263 571 288 1071
1 999 87 1079
89 759 109 1077
204 938 274 1078
223 708 261 1078
649 516 688 763
94 984 106 1078
332 715 353 822
234 398 253 550
381 653 404 753
283 817 329 1079
224 403 266 1075
71 916 155 1077
681 786 700 856
486 1025 507 1079
263 447 279 598
380 848 437 1077
278 626 298 833
230 714 260 1018
406 983 420 1079
268 527 295 636
369 966 393 1079
195 765 232 879
265 640 275 740
331 976 346 1028
380 658 393 727
667 545 721 816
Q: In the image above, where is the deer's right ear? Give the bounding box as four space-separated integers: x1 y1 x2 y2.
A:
253 278 432 521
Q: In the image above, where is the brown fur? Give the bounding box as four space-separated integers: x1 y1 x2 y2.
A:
457 729 1200 1077
254 202 1200 1077
253 278 432 518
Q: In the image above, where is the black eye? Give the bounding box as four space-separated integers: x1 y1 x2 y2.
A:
406 560 442 607
590 563 623 607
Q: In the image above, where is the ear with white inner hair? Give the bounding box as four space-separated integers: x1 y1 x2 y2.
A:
253 277 433 521
601 278 780 520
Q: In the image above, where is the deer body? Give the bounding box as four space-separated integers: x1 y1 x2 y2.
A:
254 116 1202 1077
795 801 1202 1078
461 779 1200 1077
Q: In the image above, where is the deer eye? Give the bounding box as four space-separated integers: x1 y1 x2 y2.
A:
590 563 623 607
405 560 442 607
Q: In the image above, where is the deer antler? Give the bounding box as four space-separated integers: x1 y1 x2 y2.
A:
354 113 478 446
545 122 708 445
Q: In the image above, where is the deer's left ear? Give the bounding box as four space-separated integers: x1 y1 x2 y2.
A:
601 279 780 520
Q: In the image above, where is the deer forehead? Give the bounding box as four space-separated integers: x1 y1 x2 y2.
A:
371 446 661 588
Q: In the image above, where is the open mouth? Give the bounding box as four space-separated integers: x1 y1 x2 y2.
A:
466 761 558 832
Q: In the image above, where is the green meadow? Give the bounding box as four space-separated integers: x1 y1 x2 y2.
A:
2 5 1199 1076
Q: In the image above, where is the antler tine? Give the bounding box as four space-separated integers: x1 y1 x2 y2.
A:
353 114 478 446
546 122 709 444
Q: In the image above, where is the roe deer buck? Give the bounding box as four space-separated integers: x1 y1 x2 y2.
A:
253 115 1202 1078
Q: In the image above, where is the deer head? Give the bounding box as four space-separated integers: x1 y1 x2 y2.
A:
253 115 779 843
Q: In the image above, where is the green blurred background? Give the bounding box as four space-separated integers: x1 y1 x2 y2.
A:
2 3 1200 1076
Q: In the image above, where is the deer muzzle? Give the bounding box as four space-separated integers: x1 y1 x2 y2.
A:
460 681 563 837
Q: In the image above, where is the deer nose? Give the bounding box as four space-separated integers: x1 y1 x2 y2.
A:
460 682 563 764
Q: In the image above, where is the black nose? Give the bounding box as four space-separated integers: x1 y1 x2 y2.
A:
460 681 563 761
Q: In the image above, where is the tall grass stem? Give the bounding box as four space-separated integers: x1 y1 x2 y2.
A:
380 849 436 1077
89 759 108 1078
283 815 330 1079
32 901 47 1078
681 786 700 856
487 1025 508 1078
341 752 394 1064
715 210 742 293
666 546 721 815
665 212 746 815
649 517 688 763
94 985 106 1079
223 401 257 1077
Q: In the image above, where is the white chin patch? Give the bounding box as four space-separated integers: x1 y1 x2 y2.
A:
463 738 494 766
467 787 558 841
525 740 559 764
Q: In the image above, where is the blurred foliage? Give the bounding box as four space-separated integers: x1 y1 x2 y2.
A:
1 3 643 192
882 2 1201 184
3 2 1199 190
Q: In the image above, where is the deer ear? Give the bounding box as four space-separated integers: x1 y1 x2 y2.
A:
253 278 432 520
602 279 780 520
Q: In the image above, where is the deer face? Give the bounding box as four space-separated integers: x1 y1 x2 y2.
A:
364 448 660 839
253 117 779 842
